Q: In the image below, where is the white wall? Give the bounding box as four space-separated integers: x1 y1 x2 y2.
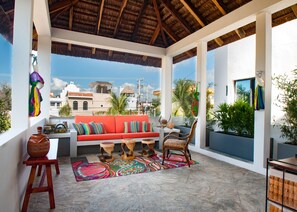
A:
0 118 45 211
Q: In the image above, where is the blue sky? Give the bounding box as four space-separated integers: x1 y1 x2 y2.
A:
0 35 214 94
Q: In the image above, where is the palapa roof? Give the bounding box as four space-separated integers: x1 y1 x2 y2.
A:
1 0 297 67
89 81 112 88
121 86 135 94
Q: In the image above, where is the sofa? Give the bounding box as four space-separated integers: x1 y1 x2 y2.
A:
71 115 159 157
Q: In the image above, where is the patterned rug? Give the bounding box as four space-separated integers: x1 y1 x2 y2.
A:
71 154 198 182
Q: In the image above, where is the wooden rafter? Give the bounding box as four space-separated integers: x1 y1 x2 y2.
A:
152 0 168 47
291 4 297 17
160 0 191 34
180 0 224 46
113 0 128 37
49 0 77 14
131 0 149 40
68 6 74 51
142 24 160 61
211 0 246 39
92 0 105 54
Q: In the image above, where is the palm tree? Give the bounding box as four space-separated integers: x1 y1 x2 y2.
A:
172 79 195 118
107 92 128 115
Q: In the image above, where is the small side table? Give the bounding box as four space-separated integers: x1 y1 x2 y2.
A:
22 139 60 212
153 127 180 150
142 139 156 157
99 142 115 162
121 139 136 160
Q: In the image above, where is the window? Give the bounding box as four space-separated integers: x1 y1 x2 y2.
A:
73 101 78 110
83 101 88 110
234 78 255 105
101 105 103 107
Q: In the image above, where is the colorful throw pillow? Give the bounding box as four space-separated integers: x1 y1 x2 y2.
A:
124 121 139 133
141 121 153 132
81 123 94 135
72 123 85 135
90 122 105 134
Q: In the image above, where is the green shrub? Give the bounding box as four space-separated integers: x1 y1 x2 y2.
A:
59 104 72 117
274 69 297 145
214 100 254 137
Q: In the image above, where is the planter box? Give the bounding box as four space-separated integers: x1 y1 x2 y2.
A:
277 143 297 159
209 131 254 162
174 125 195 145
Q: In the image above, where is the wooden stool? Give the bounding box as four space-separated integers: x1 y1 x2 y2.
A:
99 142 115 162
142 139 155 157
121 139 136 160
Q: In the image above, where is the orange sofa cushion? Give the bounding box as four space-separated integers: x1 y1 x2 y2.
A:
77 133 122 141
122 132 159 139
115 115 149 133
75 116 116 133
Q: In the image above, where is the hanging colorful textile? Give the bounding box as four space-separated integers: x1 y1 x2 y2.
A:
254 76 265 110
191 83 200 116
29 57 44 117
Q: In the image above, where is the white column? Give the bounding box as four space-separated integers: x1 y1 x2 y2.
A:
11 0 33 129
254 12 272 170
196 41 207 148
161 56 172 119
38 36 52 119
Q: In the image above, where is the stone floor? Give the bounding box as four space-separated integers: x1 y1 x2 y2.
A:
27 151 265 212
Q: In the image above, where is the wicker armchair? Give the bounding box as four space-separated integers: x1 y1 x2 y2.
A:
162 118 198 167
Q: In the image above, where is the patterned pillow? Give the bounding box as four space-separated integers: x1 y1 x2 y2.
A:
81 123 94 135
124 121 139 133
90 122 105 134
72 123 85 135
141 121 153 132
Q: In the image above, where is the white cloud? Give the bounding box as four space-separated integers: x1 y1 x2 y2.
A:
112 86 119 94
51 78 68 92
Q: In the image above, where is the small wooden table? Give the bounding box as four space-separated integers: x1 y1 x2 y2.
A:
142 138 156 157
121 139 136 160
21 139 60 212
99 142 115 162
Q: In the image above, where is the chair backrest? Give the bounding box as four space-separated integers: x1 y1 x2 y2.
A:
186 118 198 145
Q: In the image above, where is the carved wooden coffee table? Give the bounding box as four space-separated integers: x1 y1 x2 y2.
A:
121 139 136 160
99 142 115 162
141 138 155 157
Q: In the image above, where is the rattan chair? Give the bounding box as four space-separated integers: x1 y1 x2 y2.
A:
162 118 198 167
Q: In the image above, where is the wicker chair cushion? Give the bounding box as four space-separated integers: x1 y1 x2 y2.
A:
164 139 187 149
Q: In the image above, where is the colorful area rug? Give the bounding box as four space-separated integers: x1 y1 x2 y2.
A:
71 154 198 182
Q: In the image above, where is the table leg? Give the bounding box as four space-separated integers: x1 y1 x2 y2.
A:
37 165 42 176
55 162 60 175
46 165 55 209
21 165 37 212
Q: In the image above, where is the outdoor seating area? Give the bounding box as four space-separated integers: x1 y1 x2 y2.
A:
1 0 297 211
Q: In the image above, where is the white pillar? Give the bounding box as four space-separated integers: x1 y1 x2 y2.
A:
161 56 172 119
254 12 272 170
38 36 51 119
11 0 34 129
196 41 207 148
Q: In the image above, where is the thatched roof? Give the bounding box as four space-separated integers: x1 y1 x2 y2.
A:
1 0 297 67
89 81 112 88
121 86 134 94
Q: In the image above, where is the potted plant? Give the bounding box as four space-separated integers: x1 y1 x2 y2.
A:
209 100 254 161
274 69 297 159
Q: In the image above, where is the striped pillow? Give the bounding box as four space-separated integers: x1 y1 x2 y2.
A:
141 121 153 132
81 123 94 135
124 121 139 133
90 122 105 134
72 123 85 135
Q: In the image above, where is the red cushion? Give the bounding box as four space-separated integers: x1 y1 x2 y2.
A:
121 132 159 139
115 115 149 133
75 116 116 133
77 133 122 141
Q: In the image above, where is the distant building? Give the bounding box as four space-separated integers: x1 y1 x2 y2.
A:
120 86 137 111
49 92 62 116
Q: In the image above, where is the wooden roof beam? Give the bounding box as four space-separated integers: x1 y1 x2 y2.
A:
68 6 74 51
49 0 78 14
92 0 105 54
142 23 160 61
113 0 128 37
152 0 168 47
131 0 149 40
211 0 246 39
291 4 297 17
160 0 192 34
180 0 224 46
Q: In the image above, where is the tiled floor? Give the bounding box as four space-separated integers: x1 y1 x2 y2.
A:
27 151 265 212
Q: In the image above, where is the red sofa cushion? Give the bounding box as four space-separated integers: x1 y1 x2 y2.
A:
115 115 149 133
75 116 116 133
77 133 122 141
121 132 159 139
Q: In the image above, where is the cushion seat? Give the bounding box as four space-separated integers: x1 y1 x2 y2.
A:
163 139 187 149
77 133 122 141
121 132 159 139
